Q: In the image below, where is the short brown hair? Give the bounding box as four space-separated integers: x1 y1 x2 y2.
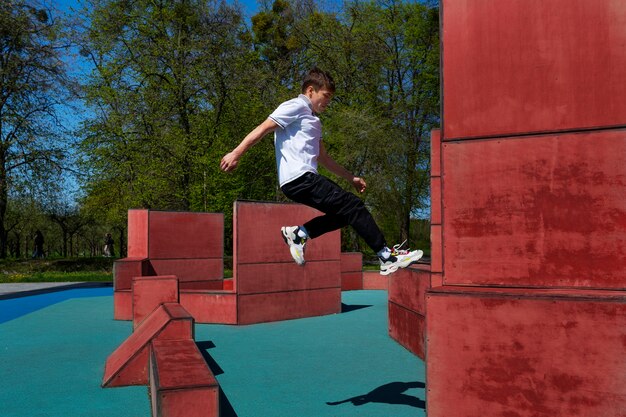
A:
301 67 335 93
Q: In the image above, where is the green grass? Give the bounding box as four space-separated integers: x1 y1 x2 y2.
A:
0 258 113 283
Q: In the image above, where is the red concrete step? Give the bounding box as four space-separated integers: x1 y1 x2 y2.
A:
150 339 219 417
102 303 193 387
426 286 626 417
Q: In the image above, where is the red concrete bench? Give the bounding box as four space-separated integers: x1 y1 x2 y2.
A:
150 339 219 417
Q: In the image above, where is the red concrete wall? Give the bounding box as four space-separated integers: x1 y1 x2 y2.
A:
442 0 626 139
426 287 626 417
147 211 223 260
388 265 431 359
127 210 149 258
442 129 626 289
132 276 179 329
362 271 388 290
426 2 626 416
340 252 363 291
231 201 342 324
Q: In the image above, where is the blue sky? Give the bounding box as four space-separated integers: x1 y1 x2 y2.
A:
50 0 262 203
54 0 262 17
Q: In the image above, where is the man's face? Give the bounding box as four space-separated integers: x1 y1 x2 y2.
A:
306 87 333 114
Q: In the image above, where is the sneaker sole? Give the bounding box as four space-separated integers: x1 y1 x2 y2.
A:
380 250 423 275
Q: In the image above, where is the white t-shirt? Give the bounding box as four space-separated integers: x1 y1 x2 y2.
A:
269 94 321 186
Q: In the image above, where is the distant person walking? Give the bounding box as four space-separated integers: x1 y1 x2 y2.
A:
104 233 115 257
33 230 44 258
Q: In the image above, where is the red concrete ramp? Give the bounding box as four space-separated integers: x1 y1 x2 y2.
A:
102 303 193 387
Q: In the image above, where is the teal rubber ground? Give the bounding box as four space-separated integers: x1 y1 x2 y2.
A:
0 288 425 417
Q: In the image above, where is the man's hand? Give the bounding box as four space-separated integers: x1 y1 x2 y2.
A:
352 177 366 193
220 151 240 172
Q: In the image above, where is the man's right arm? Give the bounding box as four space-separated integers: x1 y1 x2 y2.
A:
220 118 278 172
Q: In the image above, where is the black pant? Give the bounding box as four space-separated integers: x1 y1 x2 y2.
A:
281 172 386 253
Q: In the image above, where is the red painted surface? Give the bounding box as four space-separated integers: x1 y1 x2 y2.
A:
341 272 363 291
132 276 179 329
430 272 443 288
430 129 441 177
426 288 626 417
340 252 362 272
340 252 363 290
429 225 442 273
103 303 193 387
388 265 431 315
179 292 238 325
388 266 430 359
388 301 425 360
442 130 626 288
114 290 132 320
148 259 223 282
147 211 223 259
150 339 219 417
234 201 341 265
237 288 341 325
442 0 626 139
362 271 388 290
430 177 441 225
236 261 340 294
127 210 149 258
113 258 148 290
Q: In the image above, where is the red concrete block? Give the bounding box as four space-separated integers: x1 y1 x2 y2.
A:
114 290 132 320
341 272 363 291
340 252 362 272
235 261 341 295
430 273 443 288
362 271 388 290
237 288 341 325
442 130 626 288
113 257 148 290
429 225 442 273
103 303 194 387
430 129 441 177
388 301 425 360
147 211 224 259
179 292 237 325
442 0 626 139
426 287 626 417
127 210 149 258
132 276 179 329
388 265 431 316
149 258 223 282
430 177 441 225
234 201 341 265
150 339 219 417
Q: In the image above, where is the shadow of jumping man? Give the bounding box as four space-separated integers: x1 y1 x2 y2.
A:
327 381 425 409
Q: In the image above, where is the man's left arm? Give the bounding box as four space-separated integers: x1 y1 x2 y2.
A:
318 142 366 193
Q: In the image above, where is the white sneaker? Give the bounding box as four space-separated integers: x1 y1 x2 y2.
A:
379 249 423 276
281 226 307 266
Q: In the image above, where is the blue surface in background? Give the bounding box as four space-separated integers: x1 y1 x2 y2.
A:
0 286 112 324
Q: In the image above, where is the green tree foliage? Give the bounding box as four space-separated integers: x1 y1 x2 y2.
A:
0 0 73 257
75 0 439 255
284 0 440 249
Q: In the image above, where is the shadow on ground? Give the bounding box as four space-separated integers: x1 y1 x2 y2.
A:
326 381 425 409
